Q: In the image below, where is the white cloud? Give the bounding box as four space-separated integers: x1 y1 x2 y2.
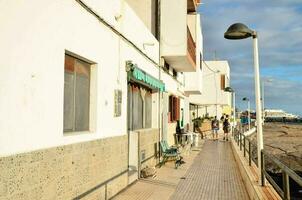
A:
200 0 302 115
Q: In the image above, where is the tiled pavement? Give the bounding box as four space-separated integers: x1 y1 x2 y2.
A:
113 138 250 200
170 140 250 200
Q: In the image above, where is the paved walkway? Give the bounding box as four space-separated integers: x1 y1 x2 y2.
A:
113 139 250 200
170 140 249 200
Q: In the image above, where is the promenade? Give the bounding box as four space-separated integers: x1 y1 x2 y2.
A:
113 138 250 200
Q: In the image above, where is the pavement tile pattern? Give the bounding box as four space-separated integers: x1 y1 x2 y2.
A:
170 140 250 200
113 139 250 200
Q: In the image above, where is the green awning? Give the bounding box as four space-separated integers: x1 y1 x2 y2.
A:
128 65 165 92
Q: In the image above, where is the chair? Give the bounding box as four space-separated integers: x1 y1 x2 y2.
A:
160 140 181 169
163 140 179 154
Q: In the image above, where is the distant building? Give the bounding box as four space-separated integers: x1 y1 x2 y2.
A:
265 109 298 119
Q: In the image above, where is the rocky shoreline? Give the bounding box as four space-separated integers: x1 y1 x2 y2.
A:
249 122 302 199
250 122 302 172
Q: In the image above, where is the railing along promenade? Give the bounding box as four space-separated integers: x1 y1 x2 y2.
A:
233 125 302 200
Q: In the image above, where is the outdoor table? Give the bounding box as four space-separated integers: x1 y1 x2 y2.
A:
174 132 193 145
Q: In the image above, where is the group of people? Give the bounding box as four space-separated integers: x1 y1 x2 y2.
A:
211 114 231 141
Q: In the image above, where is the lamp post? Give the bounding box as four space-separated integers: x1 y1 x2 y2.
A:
224 87 236 135
242 97 251 130
224 23 264 186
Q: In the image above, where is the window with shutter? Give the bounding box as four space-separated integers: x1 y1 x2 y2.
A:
221 75 226 90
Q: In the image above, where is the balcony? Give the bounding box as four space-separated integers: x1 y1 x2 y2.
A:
160 0 197 72
187 0 201 12
184 68 202 95
187 27 196 67
161 28 196 72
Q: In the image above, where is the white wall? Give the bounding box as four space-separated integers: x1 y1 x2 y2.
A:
124 0 157 36
160 0 187 57
0 0 159 156
189 60 231 107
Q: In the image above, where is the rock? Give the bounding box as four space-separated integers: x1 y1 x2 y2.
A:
250 123 302 173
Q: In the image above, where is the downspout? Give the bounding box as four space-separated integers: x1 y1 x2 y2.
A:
157 0 162 165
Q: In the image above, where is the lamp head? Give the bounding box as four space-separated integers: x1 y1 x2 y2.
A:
224 23 254 40
224 87 234 93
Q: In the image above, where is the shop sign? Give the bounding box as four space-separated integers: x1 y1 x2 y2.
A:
130 66 165 92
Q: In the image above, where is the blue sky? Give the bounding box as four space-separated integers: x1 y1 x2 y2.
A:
198 0 302 116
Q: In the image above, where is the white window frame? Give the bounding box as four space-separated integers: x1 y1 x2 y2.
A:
63 51 97 135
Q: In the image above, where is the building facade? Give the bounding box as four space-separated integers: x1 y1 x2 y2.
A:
189 60 232 120
0 0 205 199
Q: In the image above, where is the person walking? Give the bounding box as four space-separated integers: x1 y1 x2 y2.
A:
211 116 219 140
223 115 230 141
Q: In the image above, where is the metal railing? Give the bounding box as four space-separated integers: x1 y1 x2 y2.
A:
233 126 302 200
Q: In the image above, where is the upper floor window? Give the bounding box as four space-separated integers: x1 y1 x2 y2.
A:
64 54 91 133
173 69 178 79
169 96 180 122
220 74 226 90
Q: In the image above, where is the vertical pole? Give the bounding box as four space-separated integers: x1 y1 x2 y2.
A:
248 101 251 130
239 133 242 151
260 150 265 186
248 141 252 166
233 92 236 135
282 171 290 200
262 81 265 124
244 137 246 157
253 34 264 185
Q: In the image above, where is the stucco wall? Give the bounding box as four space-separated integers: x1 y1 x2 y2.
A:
0 0 159 156
189 60 231 107
138 128 159 169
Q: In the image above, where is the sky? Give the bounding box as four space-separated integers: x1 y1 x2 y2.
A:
198 0 302 116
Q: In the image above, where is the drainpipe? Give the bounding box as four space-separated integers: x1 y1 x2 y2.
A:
157 0 162 165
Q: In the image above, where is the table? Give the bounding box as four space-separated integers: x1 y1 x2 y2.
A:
174 132 194 145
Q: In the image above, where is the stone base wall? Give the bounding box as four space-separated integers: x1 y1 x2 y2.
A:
0 135 128 200
137 129 159 169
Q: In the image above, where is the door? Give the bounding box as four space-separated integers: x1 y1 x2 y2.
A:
127 84 139 184
162 92 168 141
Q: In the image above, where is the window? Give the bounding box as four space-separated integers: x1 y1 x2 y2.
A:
220 74 226 90
172 69 178 78
64 54 91 132
168 95 180 122
163 61 170 73
128 83 152 130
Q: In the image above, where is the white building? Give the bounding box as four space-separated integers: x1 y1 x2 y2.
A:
0 0 204 199
189 60 232 120
265 109 298 119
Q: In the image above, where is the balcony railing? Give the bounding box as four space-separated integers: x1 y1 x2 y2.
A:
187 27 196 66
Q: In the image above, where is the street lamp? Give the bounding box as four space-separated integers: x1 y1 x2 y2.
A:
224 87 236 134
224 23 264 186
242 97 251 130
